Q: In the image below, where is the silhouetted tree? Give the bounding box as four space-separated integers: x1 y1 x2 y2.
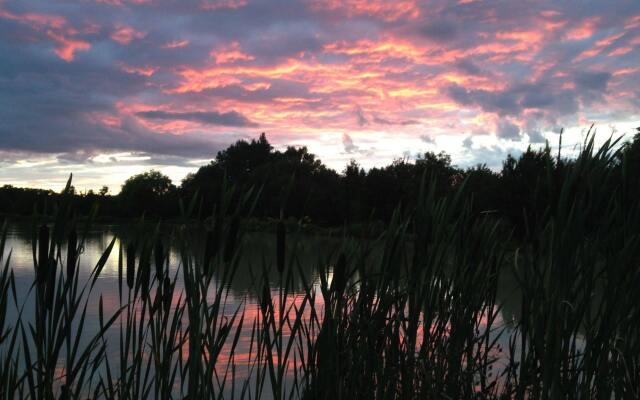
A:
216 132 273 184
119 170 177 217
342 160 366 223
460 164 501 215
180 162 225 215
500 146 555 237
619 128 640 176
4 128 639 232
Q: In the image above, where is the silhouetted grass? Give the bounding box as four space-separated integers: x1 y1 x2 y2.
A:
0 134 639 399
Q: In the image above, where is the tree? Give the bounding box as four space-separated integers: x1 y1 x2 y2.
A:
119 170 176 217
460 164 501 215
182 134 344 224
619 127 640 173
215 132 273 183
99 186 109 196
342 160 366 222
617 127 640 203
500 146 555 237
180 162 225 214
415 151 457 197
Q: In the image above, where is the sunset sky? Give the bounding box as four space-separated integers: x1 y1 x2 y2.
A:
1 0 639 192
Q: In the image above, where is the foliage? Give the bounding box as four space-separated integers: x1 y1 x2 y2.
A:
2 130 640 234
119 170 177 217
1 133 639 398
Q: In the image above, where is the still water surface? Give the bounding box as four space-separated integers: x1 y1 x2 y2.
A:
2 222 521 397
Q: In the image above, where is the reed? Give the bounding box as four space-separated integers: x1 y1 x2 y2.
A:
0 134 638 399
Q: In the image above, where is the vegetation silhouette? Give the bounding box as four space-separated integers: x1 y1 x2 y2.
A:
0 131 639 398
2 129 639 238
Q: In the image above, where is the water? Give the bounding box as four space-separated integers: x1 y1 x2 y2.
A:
1 222 521 398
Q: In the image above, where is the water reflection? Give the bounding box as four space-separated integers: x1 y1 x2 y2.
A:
2 222 520 398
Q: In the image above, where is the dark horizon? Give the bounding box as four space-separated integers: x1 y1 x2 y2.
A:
1 0 639 191
1 127 638 195
2 130 639 234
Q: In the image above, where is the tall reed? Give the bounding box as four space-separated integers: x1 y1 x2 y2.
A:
0 134 638 399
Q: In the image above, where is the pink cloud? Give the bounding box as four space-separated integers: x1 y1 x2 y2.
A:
0 9 67 29
119 62 158 76
612 67 640 77
0 7 91 61
2 0 639 175
574 31 626 62
96 0 151 5
608 47 632 57
162 39 190 49
200 0 248 11
47 30 91 61
210 41 255 64
26 14 66 29
110 25 146 44
565 17 600 41
308 0 420 22
624 15 640 29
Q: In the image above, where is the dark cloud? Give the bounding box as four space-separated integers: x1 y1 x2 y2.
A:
135 110 257 127
0 42 225 159
419 19 458 42
0 112 225 159
460 144 522 170
420 135 435 144
355 106 368 127
342 133 358 153
527 130 546 143
446 81 583 121
192 80 316 103
56 150 100 164
372 115 419 126
446 84 522 116
496 120 520 140
454 58 483 76
575 71 611 92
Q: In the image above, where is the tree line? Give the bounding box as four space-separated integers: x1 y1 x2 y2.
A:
2 130 639 236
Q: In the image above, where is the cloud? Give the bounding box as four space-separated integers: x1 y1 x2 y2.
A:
453 58 483 76
527 130 546 143
135 110 257 127
0 112 225 159
446 80 584 121
200 0 248 11
44 31 90 61
0 0 639 188
496 120 521 140
0 6 92 61
372 115 419 126
446 84 522 116
307 0 420 22
419 19 458 42
162 39 189 49
0 43 225 159
574 71 611 91
420 135 435 144
460 144 523 170
110 25 146 45
355 106 368 127
342 133 358 153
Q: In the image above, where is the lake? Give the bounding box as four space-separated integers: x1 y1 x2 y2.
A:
1 221 521 398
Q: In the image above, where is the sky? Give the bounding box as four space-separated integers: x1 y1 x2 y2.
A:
1 0 639 192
